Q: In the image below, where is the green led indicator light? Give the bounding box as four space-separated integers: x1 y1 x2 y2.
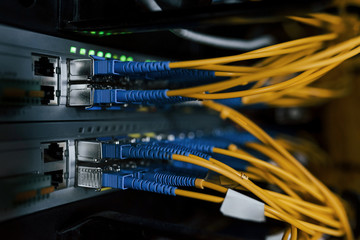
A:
145 60 151 62
83 31 88 34
126 56 134 61
113 55 118 59
120 55 127 61
90 31 96 35
104 53 112 58
99 31 104 35
70 46 77 54
106 32 112 36
88 50 95 56
79 48 86 55
97 51 104 57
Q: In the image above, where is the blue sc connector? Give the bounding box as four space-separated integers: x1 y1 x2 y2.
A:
144 69 217 81
92 56 170 75
141 172 196 187
102 172 133 189
140 144 190 157
101 143 131 159
156 143 212 160
171 139 214 154
102 172 176 195
121 146 173 161
93 89 194 105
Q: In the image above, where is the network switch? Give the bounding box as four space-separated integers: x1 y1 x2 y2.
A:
0 25 222 222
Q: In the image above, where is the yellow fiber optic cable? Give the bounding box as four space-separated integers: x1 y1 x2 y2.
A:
282 227 292 240
168 33 336 68
202 100 353 240
175 189 224 203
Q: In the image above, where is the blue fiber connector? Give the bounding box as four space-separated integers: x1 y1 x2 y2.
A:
141 144 189 156
171 140 214 153
115 89 195 104
114 61 170 74
124 177 176 195
92 56 171 75
157 143 212 160
144 69 216 81
115 89 168 103
101 143 131 159
93 89 195 105
102 172 133 189
121 146 173 160
102 172 176 195
141 172 196 187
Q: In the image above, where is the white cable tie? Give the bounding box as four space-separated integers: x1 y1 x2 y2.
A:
220 189 265 222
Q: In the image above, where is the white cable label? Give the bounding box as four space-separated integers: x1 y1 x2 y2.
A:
220 189 265 222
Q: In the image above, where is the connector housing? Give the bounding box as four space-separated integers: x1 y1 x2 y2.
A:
76 166 102 189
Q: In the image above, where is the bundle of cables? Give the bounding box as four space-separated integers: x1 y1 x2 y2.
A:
101 100 353 239
197 101 353 240
98 12 359 108
163 12 357 108
96 5 359 239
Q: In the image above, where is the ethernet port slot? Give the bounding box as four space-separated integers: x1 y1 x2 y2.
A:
43 142 64 163
34 56 55 77
45 170 64 189
32 54 59 105
40 85 55 105
42 142 67 190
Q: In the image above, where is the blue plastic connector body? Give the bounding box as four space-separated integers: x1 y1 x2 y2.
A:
93 89 195 105
102 172 133 189
141 172 196 187
139 142 209 175
124 177 176 195
171 139 214 153
140 144 190 156
92 56 171 75
115 89 169 103
156 143 212 160
144 69 216 81
102 172 176 195
101 143 131 159
114 61 171 74
92 56 120 75
121 146 173 161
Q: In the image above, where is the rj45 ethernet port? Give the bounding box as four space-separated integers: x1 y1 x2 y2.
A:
32 54 59 105
43 142 64 163
34 56 55 77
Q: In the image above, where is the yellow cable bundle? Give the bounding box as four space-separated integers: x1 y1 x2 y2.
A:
191 100 354 240
162 12 360 107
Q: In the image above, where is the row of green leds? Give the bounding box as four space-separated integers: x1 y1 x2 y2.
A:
83 31 132 36
69 46 155 62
